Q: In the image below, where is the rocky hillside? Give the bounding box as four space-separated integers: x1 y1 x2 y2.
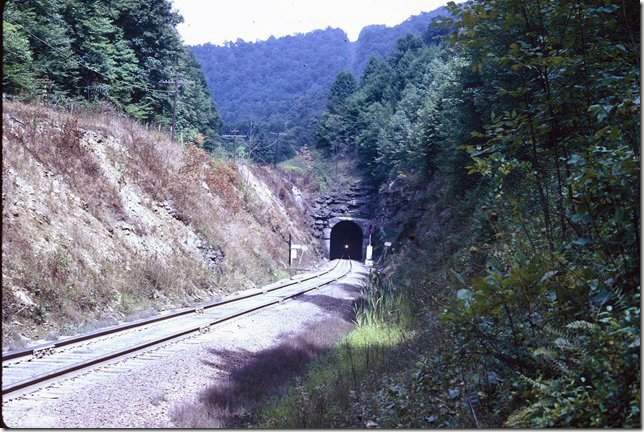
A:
2 102 320 350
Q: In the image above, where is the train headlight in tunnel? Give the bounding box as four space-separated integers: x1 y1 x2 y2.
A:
330 220 363 261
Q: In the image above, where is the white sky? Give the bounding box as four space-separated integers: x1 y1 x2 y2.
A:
172 0 451 46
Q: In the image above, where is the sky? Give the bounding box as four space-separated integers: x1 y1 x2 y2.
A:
172 0 451 46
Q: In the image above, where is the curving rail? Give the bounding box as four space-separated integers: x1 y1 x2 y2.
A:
1 259 344 363
2 259 353 396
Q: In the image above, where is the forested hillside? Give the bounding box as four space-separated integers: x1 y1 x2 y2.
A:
258 0 641 427
3 0 221 151
190 28 351 161
352 6 449 77
188 7 449 158
1 0 324 348
1 0 640 427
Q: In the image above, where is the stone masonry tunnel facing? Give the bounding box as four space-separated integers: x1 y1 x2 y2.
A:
329 220 363 261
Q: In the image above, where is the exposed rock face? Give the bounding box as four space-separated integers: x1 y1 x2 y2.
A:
309 182 377 240
196 235 225 273
371 173 455 269
1 101 319 348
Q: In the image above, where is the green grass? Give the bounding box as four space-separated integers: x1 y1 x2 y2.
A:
255 273 413 428
278 159 307 175
278 150 332 193
256 323 411 428
171 316 356 428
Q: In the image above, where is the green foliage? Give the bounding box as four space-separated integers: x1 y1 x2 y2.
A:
354 271 408 327
355 101 390 182
4 0 638 426
304 0 639 428
3 0 76 101
191 28 353 153
432 0 638 426
256 271 412 428
316 71 359 156
3 0 221 144
507 300 640 427
313 27 491 191
2 20 38 95
327 71 358 113
189 8 451 154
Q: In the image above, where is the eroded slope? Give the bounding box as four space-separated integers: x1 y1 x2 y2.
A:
2 102 319 349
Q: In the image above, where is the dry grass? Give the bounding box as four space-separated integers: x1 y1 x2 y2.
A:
4 106 126 228
2 101 320 350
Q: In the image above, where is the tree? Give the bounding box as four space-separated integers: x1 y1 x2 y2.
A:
316 71 358 156
3 0 77 100
356 101 389 182
327 71 358 113
2 0 222 146
2 21 37 96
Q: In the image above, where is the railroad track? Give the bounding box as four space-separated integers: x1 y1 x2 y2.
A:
2 259 353 397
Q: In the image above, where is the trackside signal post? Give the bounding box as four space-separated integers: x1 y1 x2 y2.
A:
365 224 374 266
287 233 309 267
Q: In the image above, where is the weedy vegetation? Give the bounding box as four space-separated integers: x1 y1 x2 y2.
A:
251 0 640 428
2 101 318 349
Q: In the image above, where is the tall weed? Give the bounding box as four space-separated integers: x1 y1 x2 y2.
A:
256 271 413 428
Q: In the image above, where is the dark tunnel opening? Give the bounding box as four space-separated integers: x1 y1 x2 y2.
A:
330 221 363 261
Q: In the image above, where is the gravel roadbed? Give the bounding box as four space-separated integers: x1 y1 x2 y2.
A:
2 263 368 428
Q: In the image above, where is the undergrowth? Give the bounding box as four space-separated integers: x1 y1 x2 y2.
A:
254 166 639 428
254 271 415 428
367 179 638 427
278 147 360 195
2 101 317 349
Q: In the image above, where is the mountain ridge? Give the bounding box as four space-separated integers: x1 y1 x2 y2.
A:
188 6 450 150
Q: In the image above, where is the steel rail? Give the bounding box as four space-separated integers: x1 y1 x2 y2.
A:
1 259 343 362
1 260 353 396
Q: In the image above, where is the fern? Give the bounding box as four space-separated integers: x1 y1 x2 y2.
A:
544 357 570 375
553 337 577 351
505 405 536 427
565 320 596 330
518 374 548 393
544 324 573 342
533 347 557 358
609 285 628 310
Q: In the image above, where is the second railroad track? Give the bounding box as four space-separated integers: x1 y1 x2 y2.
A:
1 259 353 397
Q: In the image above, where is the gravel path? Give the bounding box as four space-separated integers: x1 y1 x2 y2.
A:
2 262 368 428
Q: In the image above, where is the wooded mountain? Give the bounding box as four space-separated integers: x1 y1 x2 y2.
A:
298 0 640 427
188 7 449 154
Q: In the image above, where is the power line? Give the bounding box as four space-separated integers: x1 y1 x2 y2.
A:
5 18 175 95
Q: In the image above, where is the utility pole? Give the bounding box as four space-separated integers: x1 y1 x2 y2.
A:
231 129 239 162
161 73 193 144
288 233 292 267
272 132 280 167
220 130 246 162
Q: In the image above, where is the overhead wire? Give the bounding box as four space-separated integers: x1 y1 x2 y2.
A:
4 18 176 94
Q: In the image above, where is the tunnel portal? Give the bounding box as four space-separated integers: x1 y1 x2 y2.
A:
330 220 364 261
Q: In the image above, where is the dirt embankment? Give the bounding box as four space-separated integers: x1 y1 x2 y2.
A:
1 102 320 349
